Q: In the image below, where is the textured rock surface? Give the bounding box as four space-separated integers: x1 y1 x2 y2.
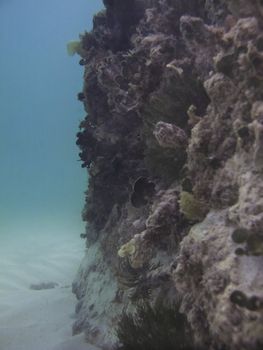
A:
73 0 263 349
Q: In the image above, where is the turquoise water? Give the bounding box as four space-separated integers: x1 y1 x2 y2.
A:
0 0 102 237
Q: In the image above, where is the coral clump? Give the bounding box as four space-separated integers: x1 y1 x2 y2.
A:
144 188 181 241
179 191 208 222
153 121 188 149
67 40 82 56
118 239 136 258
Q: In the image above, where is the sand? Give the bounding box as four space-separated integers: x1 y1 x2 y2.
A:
0 230 98 350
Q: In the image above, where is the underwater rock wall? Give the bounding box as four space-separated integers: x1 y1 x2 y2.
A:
73 0 263 349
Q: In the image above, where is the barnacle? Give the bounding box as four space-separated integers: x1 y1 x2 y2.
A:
231 228 249 243
235 247 246 255
230 290 263 311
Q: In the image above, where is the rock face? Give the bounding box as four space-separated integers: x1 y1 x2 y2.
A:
73 0 263 349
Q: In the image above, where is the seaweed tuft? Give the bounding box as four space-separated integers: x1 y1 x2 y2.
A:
116 300 196 350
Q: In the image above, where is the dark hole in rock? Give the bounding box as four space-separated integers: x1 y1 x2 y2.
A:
208 155 221 169
237 126 249 138
130 177 155 208
230 290 247 307
235 247 246 256
216 53 236 77
181 177 193 192
246 296 263 311
231 228 249 243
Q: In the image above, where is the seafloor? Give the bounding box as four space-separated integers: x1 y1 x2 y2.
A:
73 1 263 349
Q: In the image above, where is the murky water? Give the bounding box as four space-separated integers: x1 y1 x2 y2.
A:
0 1 102 349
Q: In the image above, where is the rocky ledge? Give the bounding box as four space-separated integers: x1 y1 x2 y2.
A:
72 1 263 349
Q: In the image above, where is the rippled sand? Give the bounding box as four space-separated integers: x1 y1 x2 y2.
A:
0 231 98 350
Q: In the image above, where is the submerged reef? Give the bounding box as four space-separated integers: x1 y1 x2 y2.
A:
72 0 263 349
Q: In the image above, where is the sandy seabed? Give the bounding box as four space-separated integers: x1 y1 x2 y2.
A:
0 230 98 350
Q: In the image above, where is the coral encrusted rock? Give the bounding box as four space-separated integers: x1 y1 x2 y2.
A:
72 0 263 349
